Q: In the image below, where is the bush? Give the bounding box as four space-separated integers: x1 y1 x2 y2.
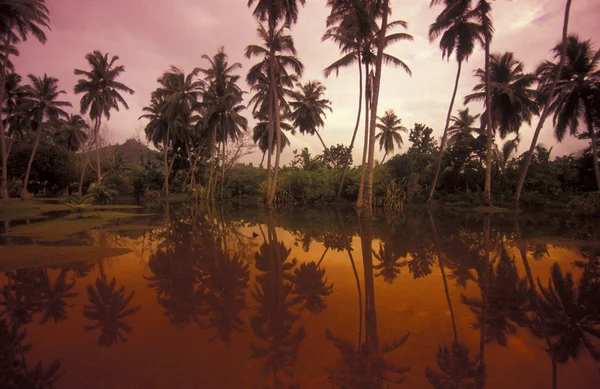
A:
568 192 600 216
278 168 339 204
223 165 267 199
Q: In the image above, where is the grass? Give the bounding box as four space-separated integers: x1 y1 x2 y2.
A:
0 198 143 221
3 211 156 242
0 245 132 271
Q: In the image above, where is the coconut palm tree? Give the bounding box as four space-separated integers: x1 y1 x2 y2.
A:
253 120 292 167
2 72 28 159
247 0 306 206
20 74 71 199
38 269 78 325
514 0 572 206
493 136 519 174
375 109 408 163
465 52 539 201
428 0 483 201
447 108 482 145
0 0 50 203
55 114 90 152
289 80 332 151
74 51 134 185
246 22 304 204
372 241 407 284
289 261 333 314
150 66 203 196
535 35 600 190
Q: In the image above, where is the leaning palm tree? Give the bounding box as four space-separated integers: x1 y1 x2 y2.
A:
447 108 481 146
245 22 304 204
74 51 134 185
534 35 600 190
428 0 483 201
514 0 572 206
0 0 50 203
465 52 539 202
289 80 332 151
375 109 407 163
20 74 71 199
55 113 90 152
150 66 203 196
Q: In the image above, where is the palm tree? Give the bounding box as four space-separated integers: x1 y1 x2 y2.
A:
201 48 246 201
253 120 292 167
38 269 78 325
0 0 50 203
55 114 90 152
535 35 600 190
447 108 481 145
246 22 304 204
20 74 71 199
493 137 519 174
514 0 573 206
375 109 407 163
74 50 134 184
428 0 483 202
372 241 407 283
425 341 486 389
2 72 28 159
289 261 333 314
247 0 306 206
361 2 413 216
289 80 332 151
465 52 539 201
150 66 203 196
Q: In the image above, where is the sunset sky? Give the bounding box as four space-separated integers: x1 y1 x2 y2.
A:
12 0 600 165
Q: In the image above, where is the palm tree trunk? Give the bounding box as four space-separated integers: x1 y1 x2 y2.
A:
163 121 171 196
360 218 378 351
269 82 283 204
357 61 370 208
381 152 387 164
337 50 363 199
514 0 572 206
95 117 102 183
361 0 390 219
316 247 329 267
260 151 266 168
21 122 44 200
265 24 277 205
591 125 600 190
206 124 218 201
483 34 494 206
429 212 458 342
428 61 463 202
0 34 11 203
78 158 90 198
220 139 226 200
315 130 328 151
480 214 492 360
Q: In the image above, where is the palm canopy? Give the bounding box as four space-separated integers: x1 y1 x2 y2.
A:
375 109 408 157
253 120 293 155
54 113 90 152
74 50 134 121
0 0 49 47
465 52 539 139
21 74 71 124
447 107 481 144
140 96 168 149
153 66 203 122
289 80 332 136
428 0 483 63
247 0 305 27
247 66 297 120
537 35 600 142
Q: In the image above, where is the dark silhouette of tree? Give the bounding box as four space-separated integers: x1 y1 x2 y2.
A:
83 275 141 348
425 342 486 389
289 262 333 314
373 241 407 284
37 269 78 325
0 318 62 389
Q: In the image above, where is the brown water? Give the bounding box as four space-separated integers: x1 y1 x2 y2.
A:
1 204 599 389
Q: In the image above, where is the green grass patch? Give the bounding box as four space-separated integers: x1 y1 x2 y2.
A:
0 246 132 271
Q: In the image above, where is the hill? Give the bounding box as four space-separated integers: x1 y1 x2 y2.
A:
84 138 158 166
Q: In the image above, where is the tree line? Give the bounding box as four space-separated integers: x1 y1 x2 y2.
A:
1 0 598 213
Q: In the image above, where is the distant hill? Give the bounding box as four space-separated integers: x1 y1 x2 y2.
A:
84 138 158 166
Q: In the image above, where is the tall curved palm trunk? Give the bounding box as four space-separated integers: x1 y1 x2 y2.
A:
94 117 103 183
21 121 44 199
514 0 572 206
337 50 363 199
357 62 370 208
0 74 8 203
481 3 494 206
428 62 463 202
361 0 390 218
265 29 277 205
163 122 171 196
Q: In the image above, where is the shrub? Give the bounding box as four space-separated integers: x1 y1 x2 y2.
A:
568 192 600 216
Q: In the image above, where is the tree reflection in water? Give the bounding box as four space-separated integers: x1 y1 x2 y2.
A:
250 219 306 388
373 242 407 284
83 267 141 348
327 217 410 388
426 213 486 389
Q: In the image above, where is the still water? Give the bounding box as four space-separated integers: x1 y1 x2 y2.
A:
1 203 599 388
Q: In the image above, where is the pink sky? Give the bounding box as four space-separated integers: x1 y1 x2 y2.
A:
12 0 600 165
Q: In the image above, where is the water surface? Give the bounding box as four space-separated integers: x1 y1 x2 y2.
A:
1 204 599 388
